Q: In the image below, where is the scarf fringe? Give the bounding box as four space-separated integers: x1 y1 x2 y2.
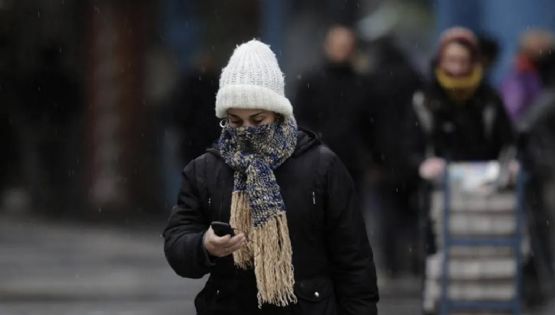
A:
230 191 297 307
231 191 253 268
253 213 297 307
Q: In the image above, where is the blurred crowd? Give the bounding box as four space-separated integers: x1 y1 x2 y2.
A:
304 25 555 308
1 1 555 313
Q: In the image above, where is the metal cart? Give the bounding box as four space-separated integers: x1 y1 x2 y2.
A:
423 161 525 315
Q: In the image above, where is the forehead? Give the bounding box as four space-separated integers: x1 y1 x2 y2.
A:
227 108 272 117
442 42 472 59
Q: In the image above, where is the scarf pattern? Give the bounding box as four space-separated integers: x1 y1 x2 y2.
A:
218 117 298 307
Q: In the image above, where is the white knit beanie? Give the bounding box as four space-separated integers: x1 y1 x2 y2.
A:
215 39 293 119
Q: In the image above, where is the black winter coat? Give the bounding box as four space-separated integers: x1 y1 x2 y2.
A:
294 63 372 184
163 130 379 315
407 81 515 167
520 89 555 177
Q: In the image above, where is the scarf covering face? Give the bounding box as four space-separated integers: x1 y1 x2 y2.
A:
218 117 298 307
435 65 483 103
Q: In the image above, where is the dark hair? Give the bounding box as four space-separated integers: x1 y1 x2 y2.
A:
537 49 555 86
478 35 499 61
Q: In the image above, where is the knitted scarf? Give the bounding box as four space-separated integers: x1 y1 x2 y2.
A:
218 117 298 307
436 65 483 103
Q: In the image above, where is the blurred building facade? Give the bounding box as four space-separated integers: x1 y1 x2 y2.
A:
0 2 436 266
0 0 161 218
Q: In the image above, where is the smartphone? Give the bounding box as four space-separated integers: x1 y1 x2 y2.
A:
211 221 235 237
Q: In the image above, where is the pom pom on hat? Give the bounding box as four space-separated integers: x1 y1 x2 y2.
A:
215 39 293 119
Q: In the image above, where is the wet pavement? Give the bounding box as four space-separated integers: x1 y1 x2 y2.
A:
0 213 428 315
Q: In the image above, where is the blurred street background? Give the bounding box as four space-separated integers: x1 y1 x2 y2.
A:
2 0 555 314
0 215 421 315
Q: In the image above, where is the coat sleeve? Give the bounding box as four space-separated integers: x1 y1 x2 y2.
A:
163 160 213 279
324 154 379 315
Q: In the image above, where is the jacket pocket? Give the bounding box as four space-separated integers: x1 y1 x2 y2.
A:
292 277 337 315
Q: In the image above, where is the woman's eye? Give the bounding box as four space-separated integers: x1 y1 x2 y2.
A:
252 117 265 124
230 120 241 125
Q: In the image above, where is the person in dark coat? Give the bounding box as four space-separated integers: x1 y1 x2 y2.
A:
18 44 82 215
408 27 515 181
294 25 372 190
163 40 379 315
0 36 21 196
519 50 555 306
169 54 220 166
407 27 515 263
363 35 424 277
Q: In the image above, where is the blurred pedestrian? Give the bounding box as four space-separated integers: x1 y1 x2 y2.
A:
18 43 82 215
501 29 555 123
294 25 372 190
163 39 379 315
409 26 514 181
407 27 515 258
364 35 424 277
0 35 26 212
168 53 220 166
519 48 555 307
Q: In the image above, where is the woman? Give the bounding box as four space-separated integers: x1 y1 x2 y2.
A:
408 27 515 181
407 25 516 264
408 27 517 314
163 39 379 315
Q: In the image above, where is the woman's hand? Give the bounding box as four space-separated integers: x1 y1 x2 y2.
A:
203 226 246 257
419 157 446 180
